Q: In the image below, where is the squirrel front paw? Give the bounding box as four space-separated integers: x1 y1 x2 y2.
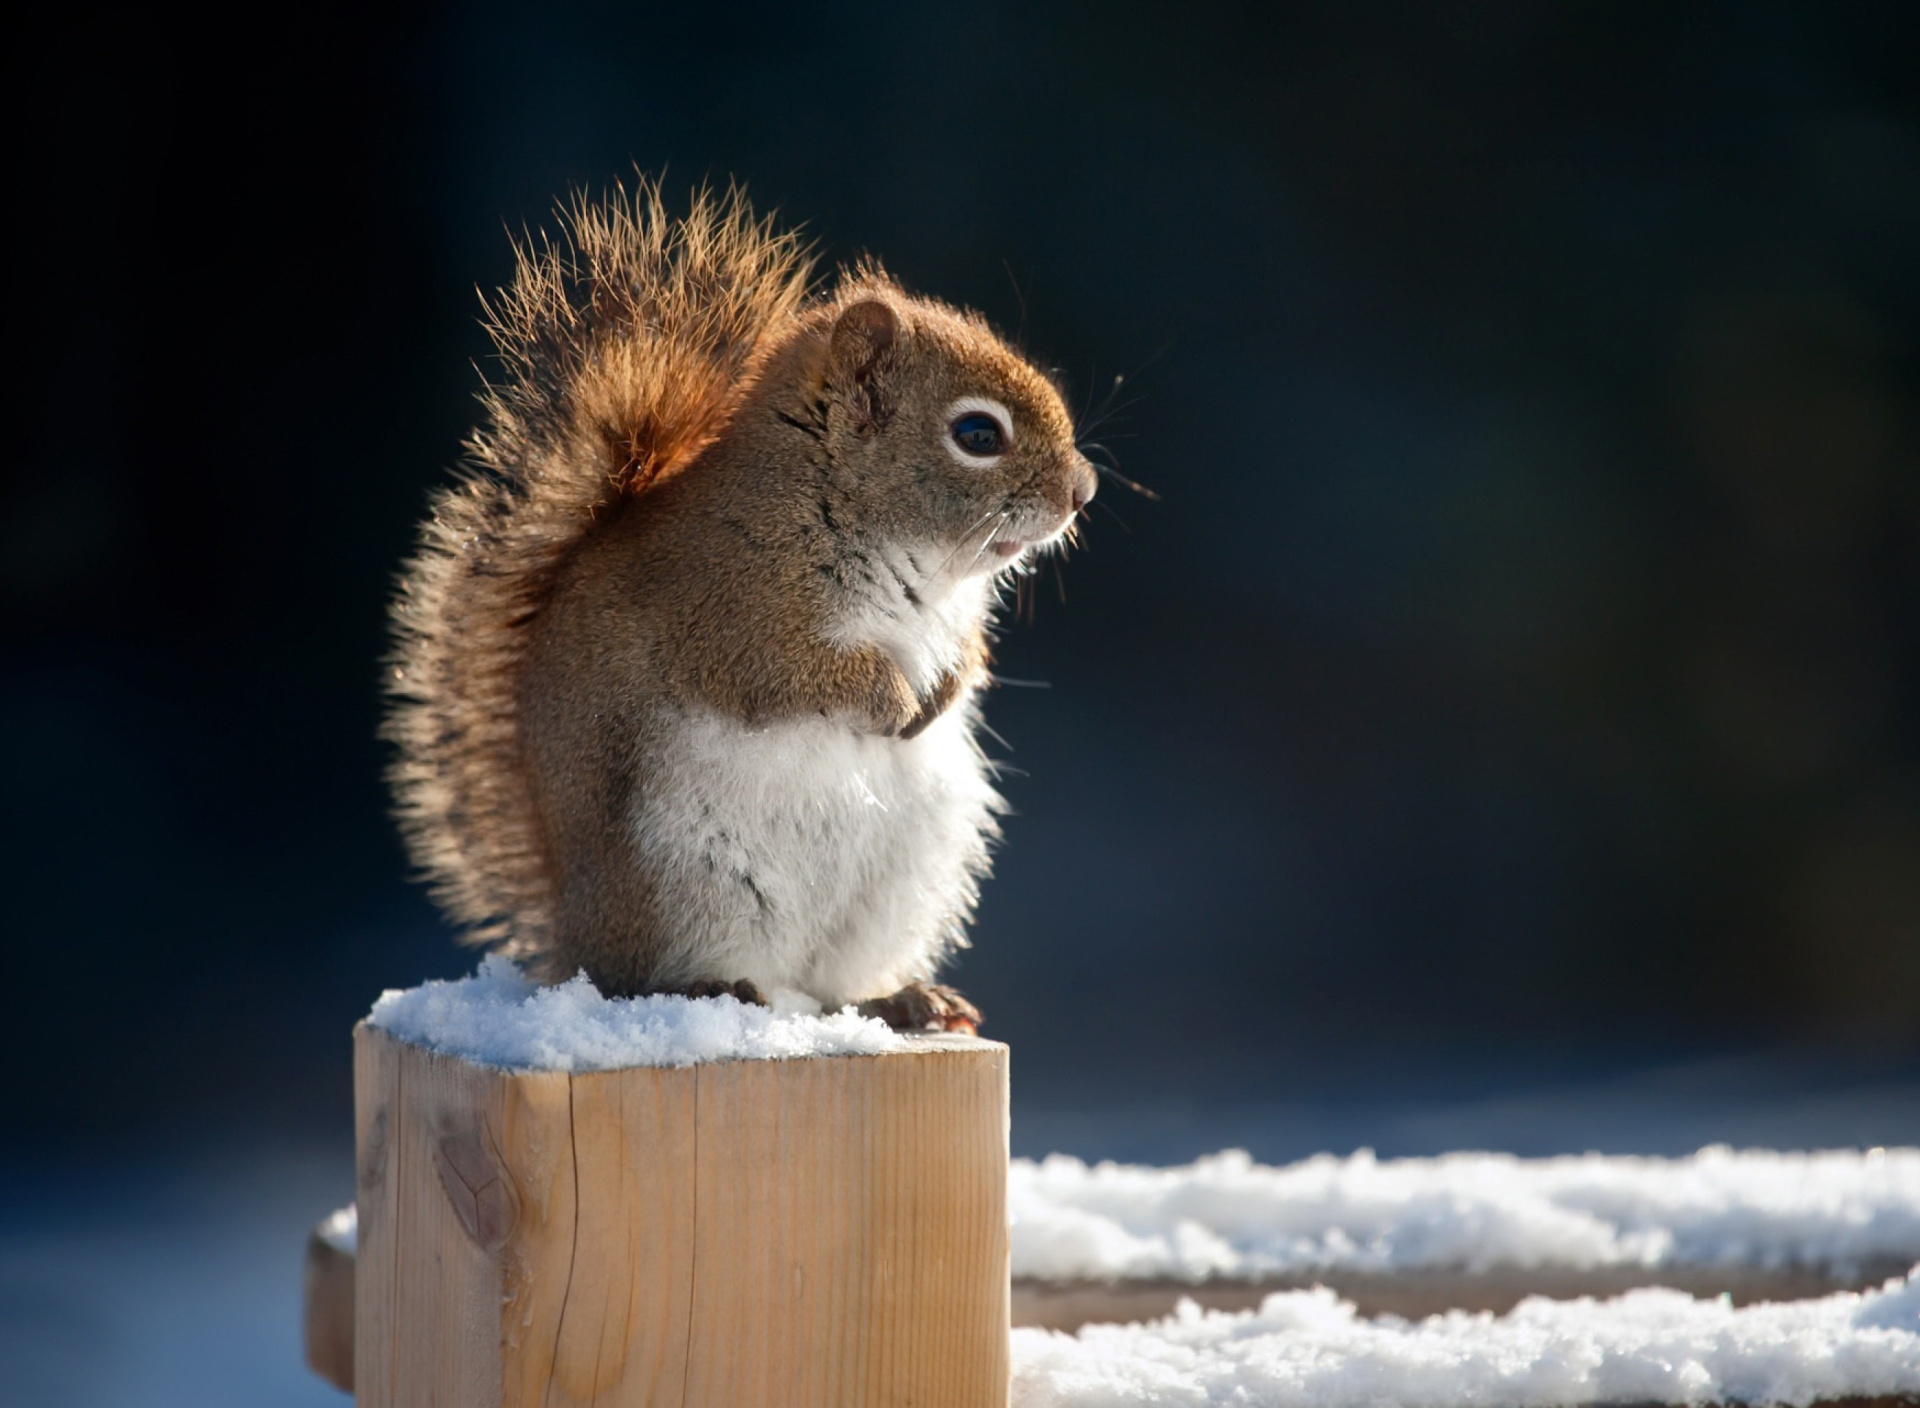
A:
865 676 923 737
824 644 975 739
899 670 964 740
857 982 982 1034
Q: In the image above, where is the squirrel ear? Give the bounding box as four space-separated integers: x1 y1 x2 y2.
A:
828 299 897 383
827 299 898 434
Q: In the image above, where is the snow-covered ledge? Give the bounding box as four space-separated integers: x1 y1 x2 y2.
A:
1008 1145 1920 1325
1011 1145 1920 1278
1009 1271 1920 1408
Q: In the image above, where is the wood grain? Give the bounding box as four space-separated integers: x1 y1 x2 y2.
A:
351 1022 1010 1408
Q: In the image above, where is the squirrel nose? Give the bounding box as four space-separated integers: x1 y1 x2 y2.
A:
1071 456 1097 512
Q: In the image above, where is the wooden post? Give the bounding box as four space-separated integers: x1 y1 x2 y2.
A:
352 1021 1010 1408
304 1207 356 1392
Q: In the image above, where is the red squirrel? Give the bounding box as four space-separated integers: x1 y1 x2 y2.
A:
386 183 1096 1031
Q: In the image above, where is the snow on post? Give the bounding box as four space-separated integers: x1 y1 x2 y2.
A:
351 963 1010 1408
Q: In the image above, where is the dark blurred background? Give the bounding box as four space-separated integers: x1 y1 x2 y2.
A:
3 4 1918 1395
9 0 1920 1145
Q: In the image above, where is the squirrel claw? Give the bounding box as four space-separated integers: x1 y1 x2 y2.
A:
665 978 769 1007
857 981 982 1034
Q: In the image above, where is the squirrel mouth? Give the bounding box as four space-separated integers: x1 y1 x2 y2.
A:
977 507 1076 571
984 513 1074 566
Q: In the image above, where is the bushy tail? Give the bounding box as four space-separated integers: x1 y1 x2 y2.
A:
385 180 814 950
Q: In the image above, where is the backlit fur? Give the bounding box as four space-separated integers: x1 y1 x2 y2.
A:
387 181 1095 1004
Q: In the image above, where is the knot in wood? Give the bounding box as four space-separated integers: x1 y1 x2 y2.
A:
431 1118 519 1252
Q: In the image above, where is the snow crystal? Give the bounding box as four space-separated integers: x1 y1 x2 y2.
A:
1008 1268 1920 1408
1010 1146 1920 1280
365 956 906 1070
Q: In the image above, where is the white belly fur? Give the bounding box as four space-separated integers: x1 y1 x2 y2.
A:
630 699 1001 1005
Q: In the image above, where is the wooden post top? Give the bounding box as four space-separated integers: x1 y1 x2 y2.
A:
353 1013 1008 1071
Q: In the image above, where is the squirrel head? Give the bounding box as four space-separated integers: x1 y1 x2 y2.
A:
762 278 1098 582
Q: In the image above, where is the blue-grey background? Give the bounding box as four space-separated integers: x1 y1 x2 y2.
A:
4 2 1917 1402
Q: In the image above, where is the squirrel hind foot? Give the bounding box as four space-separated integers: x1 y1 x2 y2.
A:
655 978 770 1007
857 982 981 1035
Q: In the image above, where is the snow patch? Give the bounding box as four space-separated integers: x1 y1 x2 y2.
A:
1008 1269 1920 1408
1010 1146 1920 1280
316 1204 356 1254
365 956 906 1070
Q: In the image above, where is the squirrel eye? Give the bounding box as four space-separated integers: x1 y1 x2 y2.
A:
949 412 1005 458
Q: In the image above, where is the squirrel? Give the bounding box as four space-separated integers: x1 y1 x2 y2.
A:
385 181 1096 1032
